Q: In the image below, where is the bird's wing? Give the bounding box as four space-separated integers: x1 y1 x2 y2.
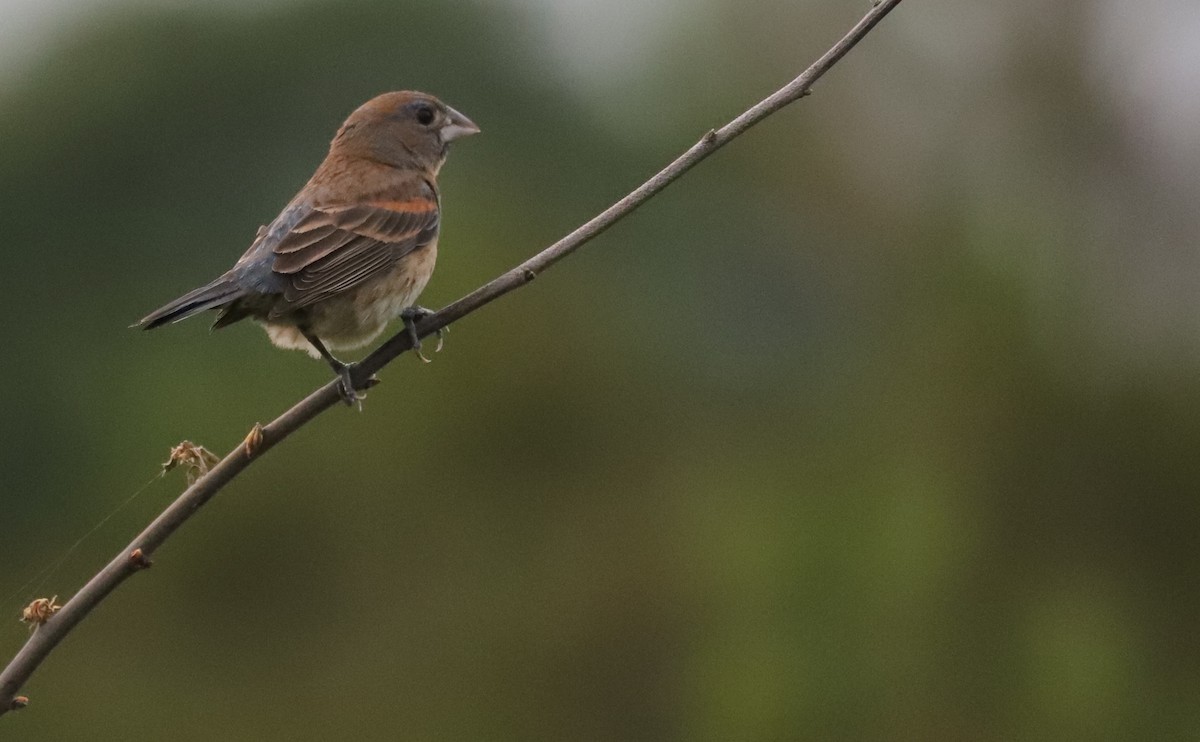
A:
268 192 440 313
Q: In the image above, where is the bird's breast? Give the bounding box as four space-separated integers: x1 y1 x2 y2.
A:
349 240 439 330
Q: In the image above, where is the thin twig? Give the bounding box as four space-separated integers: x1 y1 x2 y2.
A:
0 0 904 716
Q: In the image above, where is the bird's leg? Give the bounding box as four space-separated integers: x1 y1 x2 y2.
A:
301 330 377 407
400 306 446 363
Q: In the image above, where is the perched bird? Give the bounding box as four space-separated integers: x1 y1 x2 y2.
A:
137 91 480 404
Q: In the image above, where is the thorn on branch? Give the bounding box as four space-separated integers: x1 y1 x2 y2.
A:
702 129 718 145
20 596 61 631
162 441 221 485
129 548 153 570
10 696 28 711
242 423 265 458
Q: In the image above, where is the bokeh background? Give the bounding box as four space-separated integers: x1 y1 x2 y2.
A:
2 0 1199 739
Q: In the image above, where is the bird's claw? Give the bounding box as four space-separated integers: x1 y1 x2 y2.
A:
400 305 447 363
331 362 379 409
333 363 361 407
303 331 372 409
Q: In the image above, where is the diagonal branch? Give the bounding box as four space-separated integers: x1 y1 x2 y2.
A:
0 0 904 716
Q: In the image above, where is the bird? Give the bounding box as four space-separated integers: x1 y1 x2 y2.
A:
136 91 480 405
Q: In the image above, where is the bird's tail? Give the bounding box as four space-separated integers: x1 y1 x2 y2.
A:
136 274 243 330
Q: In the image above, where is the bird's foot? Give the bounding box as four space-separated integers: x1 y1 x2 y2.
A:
332 362 360 407
400 306 447 363
330 361 380 409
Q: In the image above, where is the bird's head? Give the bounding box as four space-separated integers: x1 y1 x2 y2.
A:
330 91 480 174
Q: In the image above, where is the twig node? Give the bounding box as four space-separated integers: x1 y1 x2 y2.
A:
162 441 221 485
129 548 153 569
20 596 61 631
243 423 265 457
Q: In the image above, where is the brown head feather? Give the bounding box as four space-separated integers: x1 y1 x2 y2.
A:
325 91 479 175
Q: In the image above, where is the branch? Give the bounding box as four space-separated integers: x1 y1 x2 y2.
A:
0 0 904 715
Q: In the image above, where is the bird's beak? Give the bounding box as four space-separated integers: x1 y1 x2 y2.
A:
440 106 481 142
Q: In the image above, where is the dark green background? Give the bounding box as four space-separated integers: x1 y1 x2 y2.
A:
2 0 1198 739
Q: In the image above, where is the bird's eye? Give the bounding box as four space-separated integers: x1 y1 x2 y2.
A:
415 105 435 126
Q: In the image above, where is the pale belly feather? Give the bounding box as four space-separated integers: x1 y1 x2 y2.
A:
261 242 438 357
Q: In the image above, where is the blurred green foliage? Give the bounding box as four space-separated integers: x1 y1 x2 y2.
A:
1 0 1199 739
